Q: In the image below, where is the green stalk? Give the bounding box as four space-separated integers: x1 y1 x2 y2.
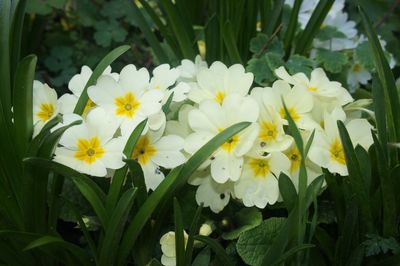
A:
284 0 303 56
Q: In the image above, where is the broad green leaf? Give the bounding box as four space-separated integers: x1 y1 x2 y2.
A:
316 48 348 73
285 55 313 77
74 45 130 115
13 54 36 157
194 236 233 266
236 217 286 266
247 56 274 86
222 207 262 240
249 33 269 54
174 198 185 266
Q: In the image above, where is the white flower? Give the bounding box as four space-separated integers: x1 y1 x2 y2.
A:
160 231 188 266
51 113 83 133
308 108 374 176
347 61 372 90
262 80 319 130
234 152 290 208
165 104 194 138
177 55 208 82
54 108 125 177
275 66 353 106
250 87 293 153
58 65 118 115
188 62 253 104
184 94 259 183
87 64 163 136
33 81 59 137
131 130 186 191
189 170 234 213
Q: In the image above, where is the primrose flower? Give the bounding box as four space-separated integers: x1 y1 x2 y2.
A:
347 61 372 90
308 108 373 176
185 94 259 183
160 230 188 266
87 64 163 135
33 81 59 137
234 152 290 208
58 65 118 115
54 108 125 177
131 130 186 191
177 55 208 83
188 62 253 104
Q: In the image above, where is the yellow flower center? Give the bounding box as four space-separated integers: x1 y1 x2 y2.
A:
353 64 361 73
308 87 318 92
114 92 140 118
249 159 270 177
83 99 97 115
330 138 345 165
287 147 301 173
220 134 240 153
74 137 105 164
132 136 157 165
37 103 55 122
279 107 300 122
214 91 225 104
259 121 278 142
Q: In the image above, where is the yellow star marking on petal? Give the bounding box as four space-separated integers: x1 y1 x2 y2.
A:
279 107 300 122
249 159 270 177
37 103 55 122
287 147 301 173
352 64 361 73
114 92 140 118
259 121 278 142
132 136 157 165
83 99 96 115
220 135 239 153
330 138 345 165
308 87 318 92
214 91 225 104
74 137 105 164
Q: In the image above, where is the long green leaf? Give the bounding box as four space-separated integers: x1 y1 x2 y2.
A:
73 45 130 114
278 172 297 212
10 0 26 79
295 0 334 55
184 205 203 265
99 188 137 266
223 21 243 64
193 236 232 266
12 54 36 157
0 0 12 120
125 159 147 207
283 0 303 55
174 198 185 266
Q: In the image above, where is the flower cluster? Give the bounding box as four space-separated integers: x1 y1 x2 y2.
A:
32 56 374 215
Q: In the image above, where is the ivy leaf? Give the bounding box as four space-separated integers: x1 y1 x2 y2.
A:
362 234 400 257
75 0 99 27
247 52 284 86
236 217 286 266
316 26 347 41
249 34 284 57
222 207 262 240
355 42 375 71
285 55 313 76
316 48 348 73
27 0 67 15
44 46 74 72
94 20 128 47
250 34 269 54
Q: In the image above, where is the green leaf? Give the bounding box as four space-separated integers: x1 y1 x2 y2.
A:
285 55 313 76
295 0 334 54
355 42 374 70
250 33 269 54
94 20 128 47
125 159 147 207
316 26 346 41
272 244 315 265
12 54 36 157
362 234 400 256
278 173 297 212
184 204 203 266
316 48 348 73
236 218 286 266
193 236 233 266
283 0 303 55
73 45 130 115
223 21 242 64
192 247 211 266
223 207 263 240
98 188 137 266
0 0 12 121
174 198 185 266
26 0 66 15
247 52 283 86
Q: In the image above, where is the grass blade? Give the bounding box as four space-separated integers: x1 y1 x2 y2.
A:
223 21 243 64
125 159 147 207
73 45 130 115
193 235 232 266
184 204 203 265
174 198 185 266
283 0 303 55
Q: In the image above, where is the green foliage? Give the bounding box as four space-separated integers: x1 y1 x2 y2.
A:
222 207 262 240
26 0 67 15
316 48 349 73
362 234 400 257
236 218 286 265
316 26 347 41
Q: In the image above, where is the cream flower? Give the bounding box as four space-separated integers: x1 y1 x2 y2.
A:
54 108 125 177
234 152 290 208
188 62 253 104
131 129 186 191
87 64 163 136
177 55 208 82
160 231 188 266
184 94 259 183
275 66 353 106
33 80 59 137
347 61 372 90
308 108 373 176
58 65 118 115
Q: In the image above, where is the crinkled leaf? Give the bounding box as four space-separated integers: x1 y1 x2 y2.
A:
316 26 346 41
236 217 286 266
362 234 400 257
285 55 313 76
355 42 375 70
316 48 348 73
